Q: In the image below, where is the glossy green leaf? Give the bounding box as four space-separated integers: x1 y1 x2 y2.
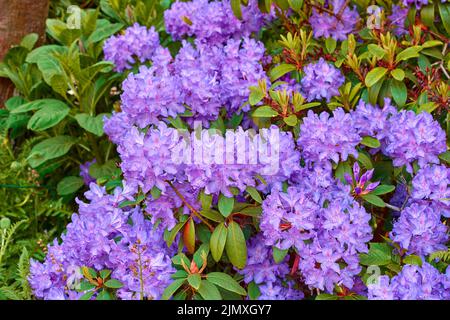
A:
225 221 247 269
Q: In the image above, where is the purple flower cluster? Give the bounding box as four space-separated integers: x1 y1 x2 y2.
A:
164 0 270 44
239 235 304 300
115 122 301 198
388 5 409 36
390 202 448 256
368 263 450 300
297 108 360 165
260 167 373 293
411 165 450 217
309 0 360 41
351 99 447 173
29 184 174 300
111 37 267 129
382 110 447 173
103 23 160 72
300 58 345 102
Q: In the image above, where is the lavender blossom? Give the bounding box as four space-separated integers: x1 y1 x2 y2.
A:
103 23 160 72
309 0 360 41
300 58 345 102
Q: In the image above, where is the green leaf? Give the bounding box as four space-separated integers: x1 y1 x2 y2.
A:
20 33 39 50
28 136 77 168
361 194 386 207
165 220 187 247
96 290 112 300
252 105 279 118
187 274 202 290
230 0 242 19
438 2 450 35
247 281 261 300
391 79 407 107
79 291 95 300
27 102 69 131
395 46 422 63
104 279 123 289
206 272 246 296
197 280 222 300
225 221 247 269
316 294 339 300
357 151 373 169
249 86 265 106
87 20 124 44
325 37 336 54
10 99 61 114
246 186 262 203
365 67 387 87
403 255 423 267
210 223 228 262
200 209 225 223
162 279 186 300
283 114 298 126
218 194 234 217
269 64 297 82
89 160 118 179
361 136 381 148
75 113 105 136
372 185 395 196
438 151 450 164
272 247 289 264
57 176 84 195
390 69 405 81
368 44 385 58
99 269 111 279
360 243 392 266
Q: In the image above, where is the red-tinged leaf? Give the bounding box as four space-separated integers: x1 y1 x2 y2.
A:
183 218 196 254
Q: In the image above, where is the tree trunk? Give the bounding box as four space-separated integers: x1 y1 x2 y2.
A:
0 0 49 107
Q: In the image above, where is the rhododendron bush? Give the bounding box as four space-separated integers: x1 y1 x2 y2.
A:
23 0 450 300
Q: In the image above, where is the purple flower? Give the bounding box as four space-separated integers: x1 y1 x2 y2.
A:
309 0 360 41
79 159 96 185
164 0 271 45
103 23 160 72
381 110 447 173
368 263 449 300
344 162 380 196
300 58 345 102
388 5 409 36
411 165 450 217
297 108 360 164
28 184 175 300
390 202 448 256
402 0 429 9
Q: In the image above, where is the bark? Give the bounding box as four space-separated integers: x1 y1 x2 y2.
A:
0 0 49 107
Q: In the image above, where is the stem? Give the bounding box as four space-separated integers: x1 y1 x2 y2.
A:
88 133 104 165
385 203 401 212
166 181 214 232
